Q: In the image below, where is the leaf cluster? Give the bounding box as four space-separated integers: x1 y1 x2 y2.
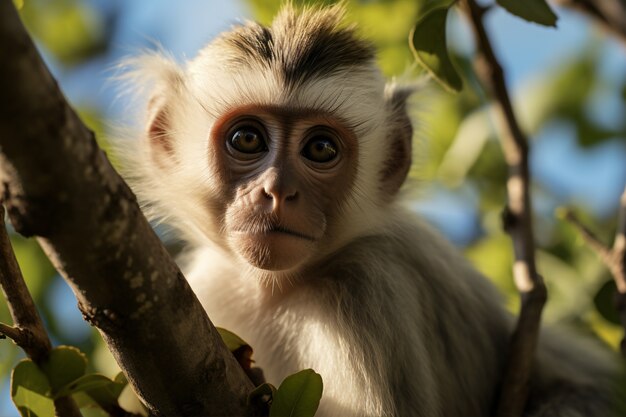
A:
11 346 128 417
410 0 558 92
218 328 324 417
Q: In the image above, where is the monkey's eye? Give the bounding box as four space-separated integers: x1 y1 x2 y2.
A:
228 126 267 154
302 136 338 163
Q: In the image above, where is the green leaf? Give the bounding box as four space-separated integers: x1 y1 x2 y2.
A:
40 346 87 395
113 371 128 385
269 369 323 417
14 389 54 417
60 373 128 411
410 6 462 92
11 360 51 397
11 360 54 417
55 374 116 399
78 407 110 417
496 0 558 27
594 279 620 325
72 391 100 408
84 373 128 409
216 327 250 352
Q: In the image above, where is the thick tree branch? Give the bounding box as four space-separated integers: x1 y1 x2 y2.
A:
461 1 547 416
554 0 626 49
1 207 82 417
0 1 254 416
563 186 626 354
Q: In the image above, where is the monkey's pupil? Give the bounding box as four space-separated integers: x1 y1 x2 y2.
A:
303 137 337 163
230 128 265 153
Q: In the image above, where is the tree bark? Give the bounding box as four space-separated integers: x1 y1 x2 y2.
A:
461 1 547 416
0 1 254 415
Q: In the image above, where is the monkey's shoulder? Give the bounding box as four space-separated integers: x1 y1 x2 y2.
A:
316 217 500 297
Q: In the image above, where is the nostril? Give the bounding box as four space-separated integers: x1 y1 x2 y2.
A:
263 190 273 200
285 191 298 202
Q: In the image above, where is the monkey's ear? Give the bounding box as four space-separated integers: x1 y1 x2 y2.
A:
145 97 176 168
381 84 415 195
117 52 183 169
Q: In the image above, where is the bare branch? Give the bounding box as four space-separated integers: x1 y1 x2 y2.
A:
561 209 615 275
0 322 25 344
0 207 52 361
0 1 254 416
563 186 626 354
616 188 626 355
614 187 626 275
554 0 626 49
460 1 547 416
1 207 82 417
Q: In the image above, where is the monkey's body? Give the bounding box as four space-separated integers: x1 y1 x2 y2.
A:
119 4 618 416
186 212 509 416
185 211 614 417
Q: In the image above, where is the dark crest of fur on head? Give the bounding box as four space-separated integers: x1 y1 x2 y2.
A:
218 4 376 88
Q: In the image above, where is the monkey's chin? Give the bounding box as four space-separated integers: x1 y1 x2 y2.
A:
231 231 316 272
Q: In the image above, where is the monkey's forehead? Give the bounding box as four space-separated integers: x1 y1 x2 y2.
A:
183 5 388 133
186 61 387 137
211 4 376 90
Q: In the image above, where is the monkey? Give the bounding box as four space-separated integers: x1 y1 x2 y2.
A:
117 4 620 416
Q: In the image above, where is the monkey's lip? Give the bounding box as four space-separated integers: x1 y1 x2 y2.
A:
234 227 317 242
265 227 317 242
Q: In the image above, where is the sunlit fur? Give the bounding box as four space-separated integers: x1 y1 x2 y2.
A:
116 4 618 417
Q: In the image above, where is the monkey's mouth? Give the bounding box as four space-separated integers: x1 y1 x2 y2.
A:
232 227 317 242
265 227 317 242
230 226 318 271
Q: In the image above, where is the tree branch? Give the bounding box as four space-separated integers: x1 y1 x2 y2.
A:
554 0 626 49
0 322 26 344
563 186 626 354
561 209 615 270
1 207 83 417
0 207 52 361
461 1 547 416
0 1 254 416
615 187 626 280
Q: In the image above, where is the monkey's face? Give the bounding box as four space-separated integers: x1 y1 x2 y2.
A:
133 6 414 279
212 105 358 272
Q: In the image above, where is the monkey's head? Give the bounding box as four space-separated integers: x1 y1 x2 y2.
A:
126 5 414 277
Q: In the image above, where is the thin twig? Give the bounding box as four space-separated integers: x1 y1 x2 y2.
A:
563 186 626 354
615 187 626 278
0 322 25 343
0 207 51 361
561 209 616 271
460 1 547 416
0 206 83 417
554 0 626 49
616 190 626 356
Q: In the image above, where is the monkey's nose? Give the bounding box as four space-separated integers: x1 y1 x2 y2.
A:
263 187 298 205
259 168 298 210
